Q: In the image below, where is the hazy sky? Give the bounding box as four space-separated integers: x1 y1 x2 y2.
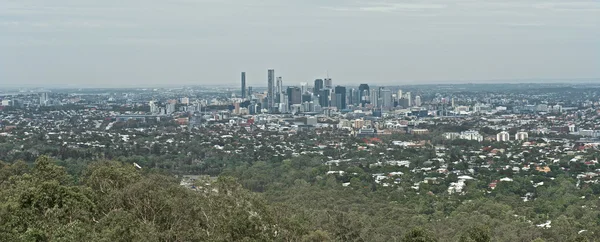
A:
1 0 599 87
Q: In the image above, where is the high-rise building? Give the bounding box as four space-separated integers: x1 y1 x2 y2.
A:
302 93 312 103
406 92 412 107
276 77 283 95
415 95 422 107
380 88 393 108
267 69 275 112
348 88 357 106
248 86 253 97
287 87 302 108
276 76 284 103
497 131 510 142
166 103 176 114
279 93 289 113
324 78 333 89
358 84 370 106
515 132 529 141
241 72 247 99
334 86 347 110
314 79 324 93
370 89 379 107
39 92 49 106
397 89 403 102
319 89 331 107
300 82 308 94
149 101 159 114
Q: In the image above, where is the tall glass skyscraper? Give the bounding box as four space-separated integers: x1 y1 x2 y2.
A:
267 69 275 112
241 72 246 99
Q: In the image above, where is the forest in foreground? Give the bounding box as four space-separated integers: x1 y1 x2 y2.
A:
0 156 597 242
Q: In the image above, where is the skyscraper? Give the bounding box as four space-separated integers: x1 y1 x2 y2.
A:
241 72 246 99
267 69 275 112
319 89 331 107
276 76 283 103
406 92 412 107
324 78 333 89
302 93 312 103
370 89 379 107
334 86 347 110
358 84 370 106
39 92 49 106
287 87 302 108
314 79 324 93
276 77 283 95
380 88 393 108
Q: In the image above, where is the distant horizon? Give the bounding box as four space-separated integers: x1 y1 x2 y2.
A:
2 77 600 90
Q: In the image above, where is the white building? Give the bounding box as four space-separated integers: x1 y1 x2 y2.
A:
415 96 422 107
459 130 484 142
166 103 176 114
444 132 461 140
39 92 49 106
149 101 159 114
515 132 528 141
496 131 510 142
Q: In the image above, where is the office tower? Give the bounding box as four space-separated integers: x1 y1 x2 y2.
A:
39 92 49 106
398 98 409 108
348 88 355 106
346 88 354 105
279 93 289 113
287 87 302 108
249 101 257 114
397 89 403 102
415 95 422 107
276 76 284 103
350 88 359 106
334 86 347 110
241 72 246 98
380 88 392 108
324 78 333 89
370 89 379 107
314 79 324 93
248 86 253 97
302 93 312 103
319 89 331 107
301 82 308 94
406 92 412 107
358 84 370 105
267 69 275 112
276 77 283 95
261 96 268 113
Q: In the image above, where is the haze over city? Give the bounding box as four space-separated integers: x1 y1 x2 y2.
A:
2 0 599 88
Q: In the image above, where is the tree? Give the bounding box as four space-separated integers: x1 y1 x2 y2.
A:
402 227 437 242
459 226 491 242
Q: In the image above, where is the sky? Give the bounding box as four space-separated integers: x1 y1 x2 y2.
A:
1 0 599 88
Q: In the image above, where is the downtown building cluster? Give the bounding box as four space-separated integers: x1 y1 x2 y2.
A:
239 69 422 115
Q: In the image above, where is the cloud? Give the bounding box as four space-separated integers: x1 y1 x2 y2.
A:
533 2 600 11
501 22 546 27
322 2 447 13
